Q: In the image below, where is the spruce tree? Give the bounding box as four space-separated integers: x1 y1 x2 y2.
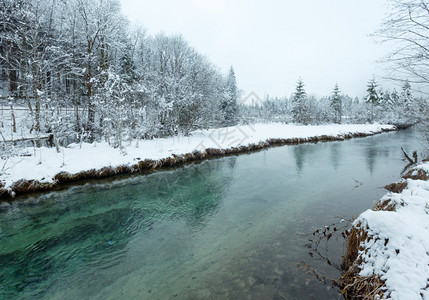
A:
330 83 342 124
365 78 381 122
400 80 414 115
291 78 308 124
222 66 239 126
365 78 380 105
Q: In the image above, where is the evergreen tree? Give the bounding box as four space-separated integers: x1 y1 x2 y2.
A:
222 66 239 126
330 83 342 124
400 80 414 115
365 78 380 105
291 78 308 124
381 90 393 108
365 78 381 122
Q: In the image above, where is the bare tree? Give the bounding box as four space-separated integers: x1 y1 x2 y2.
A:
376 0 429 138
377 0 429 85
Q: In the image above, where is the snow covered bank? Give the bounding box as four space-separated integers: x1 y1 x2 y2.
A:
0 123 395 199
341 162 429 299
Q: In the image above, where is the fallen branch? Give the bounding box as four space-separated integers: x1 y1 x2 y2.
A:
401 147 416 164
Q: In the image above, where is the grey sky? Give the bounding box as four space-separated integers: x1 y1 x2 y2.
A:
120 0 392 99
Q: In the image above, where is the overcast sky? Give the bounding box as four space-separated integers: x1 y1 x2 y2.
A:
120 0 392 99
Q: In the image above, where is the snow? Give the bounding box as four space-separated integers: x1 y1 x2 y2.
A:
0 106 50 142
0 123 394 192
354 163 429 299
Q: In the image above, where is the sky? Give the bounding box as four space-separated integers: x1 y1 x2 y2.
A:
120 0 393 100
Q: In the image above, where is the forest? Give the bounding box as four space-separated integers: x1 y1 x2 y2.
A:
0 0 427 156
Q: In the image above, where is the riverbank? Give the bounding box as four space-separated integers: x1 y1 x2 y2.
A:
0 123 395 199
341 161 429 299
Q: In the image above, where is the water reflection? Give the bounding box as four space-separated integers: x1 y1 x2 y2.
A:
330 142 341 170
364 138 391 175
366 145 377 175
293 144 317 174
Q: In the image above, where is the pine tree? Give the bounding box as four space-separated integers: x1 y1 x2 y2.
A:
291 78 308 124
330 83 342 124
222 66 238 126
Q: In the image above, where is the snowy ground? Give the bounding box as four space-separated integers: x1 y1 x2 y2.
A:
0 123 394 194
0 106 50 142
352 162 429 299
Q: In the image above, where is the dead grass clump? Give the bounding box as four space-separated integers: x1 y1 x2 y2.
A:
340 224 387 299
10 179 53 194
205 148 222 156
149 160 160 169
340 265 386 300
138 159 155 170
174 154 186 164
231 145 244 153
183 153 195 162
115 165 133 174
159 157 175 167
54 172 71 183
289 138 298 144
268 138 285 145
192 150 206 160
373 199 398 212
254 142 264 150
224 148 235 154
403 168 429 181
97 167 117 178
132 163 140 172
384 181 408 194
342 225 368 270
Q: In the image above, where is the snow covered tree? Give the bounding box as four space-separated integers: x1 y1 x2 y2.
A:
365 78 381 122
376 0 429 85
400 80 415 116
291 78 309 124
0 0 233 147
375 0 429 135
365 78 380 105
222 66 239 126
330 83 342 124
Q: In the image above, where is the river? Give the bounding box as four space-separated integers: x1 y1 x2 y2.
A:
0 129 424 299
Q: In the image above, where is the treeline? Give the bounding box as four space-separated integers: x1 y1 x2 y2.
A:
0 0 239 147
1 0 426 152
242 78 425 126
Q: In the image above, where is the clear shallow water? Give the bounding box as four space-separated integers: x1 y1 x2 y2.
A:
0 129 424 300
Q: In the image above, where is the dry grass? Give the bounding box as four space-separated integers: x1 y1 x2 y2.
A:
403 168 429 181
340 265 386 300
340 225 386 299
384 181 408 194
341 226 368 270
373 199 399 212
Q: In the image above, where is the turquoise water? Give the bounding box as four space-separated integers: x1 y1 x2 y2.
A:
0 129 424 299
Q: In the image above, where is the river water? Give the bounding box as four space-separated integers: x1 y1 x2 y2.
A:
0 129 424 300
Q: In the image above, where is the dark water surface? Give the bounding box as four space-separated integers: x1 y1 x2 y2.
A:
0 129 424 300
